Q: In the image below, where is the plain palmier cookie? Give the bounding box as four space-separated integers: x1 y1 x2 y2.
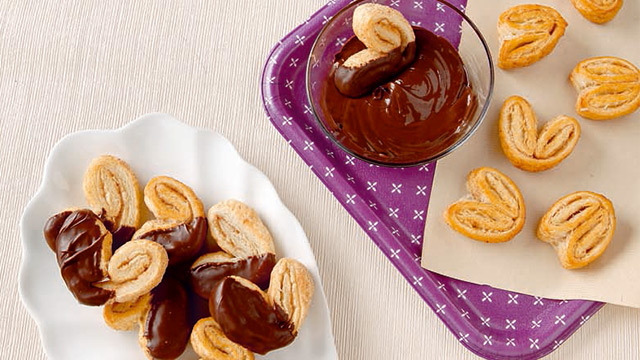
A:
571 0 622 24
190 317 255 360
103 293 150 331
499 96 580 172
207 199 275 259
570 56 640 120
537 191 615 269
444 167 525 243
97 239 169 303
497 4 567 69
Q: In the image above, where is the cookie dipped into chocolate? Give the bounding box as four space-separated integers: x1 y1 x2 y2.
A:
140 275 190 359
321 27 478 165
210 276 295 355
190 252 276 298
133 217 207 265
334 42 416 98
43 209 113 306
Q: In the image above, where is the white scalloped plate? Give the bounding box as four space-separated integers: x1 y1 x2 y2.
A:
19 113 337 360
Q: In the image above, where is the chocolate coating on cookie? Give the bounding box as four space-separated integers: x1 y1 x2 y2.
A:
43 209 113 306
190 253 276 298
143 276 190 359
210 276 295 355
137 217 207 265
334 40 416 98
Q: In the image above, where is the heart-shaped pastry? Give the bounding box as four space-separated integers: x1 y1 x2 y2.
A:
134 176 207 265
538 191 615 269
497 4 567 69
335 4 417 97
207 199 275 259
570 56 640 120
444 167 525 243
43 209 114 305
499 96 581 172
190 251 276 298
571 0 623 24
209 258 314 355
83 155 141 250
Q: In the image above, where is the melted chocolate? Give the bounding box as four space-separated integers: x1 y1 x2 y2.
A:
321 27 478 165
190 253 276 298
335 42 416 98
138 217 207 265
144 276 190 359
43 209 113 306
97 209 136 251
210 276 295 355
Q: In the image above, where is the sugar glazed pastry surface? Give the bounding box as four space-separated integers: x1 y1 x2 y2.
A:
571 0 623 24
570 56 640 120
497 4 567 69
499 96 581 172
537 191 615 269
444 167 525 243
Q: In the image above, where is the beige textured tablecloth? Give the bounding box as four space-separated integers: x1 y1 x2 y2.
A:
1 1 638 359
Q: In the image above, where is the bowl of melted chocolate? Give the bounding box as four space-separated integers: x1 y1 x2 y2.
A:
307 0 494 166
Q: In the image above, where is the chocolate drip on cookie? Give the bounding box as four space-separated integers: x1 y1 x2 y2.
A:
138 217 207 265
43 209 113 306
190 253 276 298
210 276 296 355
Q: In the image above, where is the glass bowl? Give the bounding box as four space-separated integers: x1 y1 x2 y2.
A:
306 0 494 167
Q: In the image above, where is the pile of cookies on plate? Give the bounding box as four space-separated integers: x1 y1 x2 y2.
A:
43 155 314 359
444 0 637 270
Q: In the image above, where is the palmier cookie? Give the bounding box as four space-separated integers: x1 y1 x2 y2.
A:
352 3 415 54
190 251 276 299
83 155 141 250
133 176 207 265
499 96 580 172
571 0 622 24
497 4 567 69
190 317 254 360
444 167 525 243
97 239 169 304
207 200 275 259
537 191 615 269
335 4 416 97
103 293 150 331
209 258 314 355
570 56 640 120
43 209 114 306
